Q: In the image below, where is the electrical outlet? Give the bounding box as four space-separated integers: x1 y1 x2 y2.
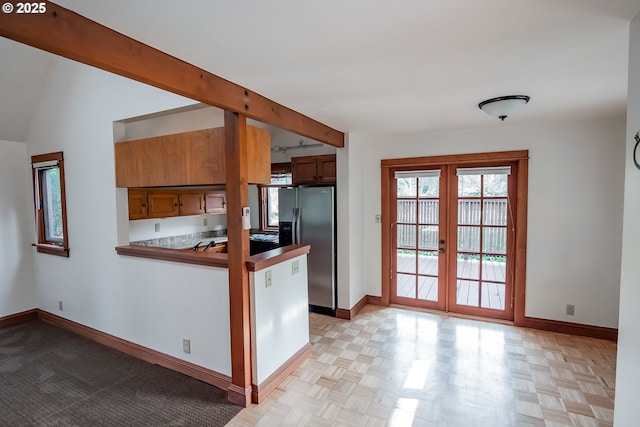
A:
203 218 208 226
265 270 272 288
375 214 382 223
58 301 63 311
566 304 575 316
292 260 300 275
183 338 191 354
154 223 160 233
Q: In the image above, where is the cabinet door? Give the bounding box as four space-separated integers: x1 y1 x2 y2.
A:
317 157 337 184
291 157 318 185
205 191 226 213
148 193 179 218
128 190 148 220
179 193 205 216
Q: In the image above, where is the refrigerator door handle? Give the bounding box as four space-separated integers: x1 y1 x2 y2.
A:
292 208 299 244
296 208 302 244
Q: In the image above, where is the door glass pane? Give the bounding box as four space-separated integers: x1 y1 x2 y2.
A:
397 178 417 198
418 276 438 301
483 174 508 196
482 227 506 254
482 199 507 225
457 254 480 280
458 175 481 197
482 255 506 282
397 273 416 298
397 200 416 223
457 226 480 252
458 200 481 225
397 249 416 274
418 200 438 224
418 251 438 275
397 225 416 248
418 226 438 250
456 280 479 307
418 176 439 197
481 283 505 310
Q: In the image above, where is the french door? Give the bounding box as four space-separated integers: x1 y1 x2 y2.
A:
387 155 523 321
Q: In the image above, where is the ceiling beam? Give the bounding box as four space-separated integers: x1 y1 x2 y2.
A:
0 1 344 147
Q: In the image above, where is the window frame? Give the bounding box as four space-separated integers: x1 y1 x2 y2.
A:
259 163 292 231
31 151 69 257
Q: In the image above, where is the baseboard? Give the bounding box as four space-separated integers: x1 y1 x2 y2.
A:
228 384 252 407
522 316 618 342
0 309 38 328
251 343 312 404
335 295 371 320
36 310 233 390
367 295 383 306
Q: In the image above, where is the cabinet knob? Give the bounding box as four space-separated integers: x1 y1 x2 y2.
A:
142 204 146 208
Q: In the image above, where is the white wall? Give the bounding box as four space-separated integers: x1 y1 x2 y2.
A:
340 117 625 327
25 56 232 375
614 11 640 425
250 254 309 385
0 141 36 317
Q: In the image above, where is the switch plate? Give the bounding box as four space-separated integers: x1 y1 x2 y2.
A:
154 223 160 233
566 304 575 316
203 218 208 226
292 260 299 275
265 270 272 288
183 338 191 354
58 301 63 311
375 214 382 223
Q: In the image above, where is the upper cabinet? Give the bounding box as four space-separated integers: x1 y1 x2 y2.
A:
291 154 336 185
128 189 226 220
115 125 271 188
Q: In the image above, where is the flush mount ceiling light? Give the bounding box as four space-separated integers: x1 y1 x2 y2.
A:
478 95 530 121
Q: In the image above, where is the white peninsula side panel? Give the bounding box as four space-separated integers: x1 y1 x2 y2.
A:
250 254 310 385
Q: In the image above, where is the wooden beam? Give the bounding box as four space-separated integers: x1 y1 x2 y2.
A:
0 1 344 148
224 111 252 407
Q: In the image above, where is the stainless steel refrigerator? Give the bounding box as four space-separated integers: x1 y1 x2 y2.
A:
279 186 336 314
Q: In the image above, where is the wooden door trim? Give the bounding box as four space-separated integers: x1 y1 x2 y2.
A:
0 2 344 148
381 151 529 323
381 150 528 168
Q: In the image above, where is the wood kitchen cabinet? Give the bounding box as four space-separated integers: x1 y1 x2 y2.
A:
179 193 205 216
127 188 227 220
148 192 180 218
115 125 271 187
291 154 336 185
205 191 226 213
128 190 149 220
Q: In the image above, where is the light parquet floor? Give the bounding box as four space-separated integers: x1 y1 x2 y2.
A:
228 306 617 427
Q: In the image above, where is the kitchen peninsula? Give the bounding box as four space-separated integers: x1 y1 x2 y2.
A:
113 122 312 405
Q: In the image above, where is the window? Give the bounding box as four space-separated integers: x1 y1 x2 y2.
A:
32 151 69 257
259 163 292 231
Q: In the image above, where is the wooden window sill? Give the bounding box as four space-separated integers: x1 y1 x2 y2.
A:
115 245 229 268
33 243 70 257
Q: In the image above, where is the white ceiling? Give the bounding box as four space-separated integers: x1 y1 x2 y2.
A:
2 0 639 141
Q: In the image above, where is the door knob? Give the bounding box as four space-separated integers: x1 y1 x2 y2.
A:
438 247 445 254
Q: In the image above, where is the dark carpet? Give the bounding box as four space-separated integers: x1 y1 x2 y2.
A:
0 320 241 426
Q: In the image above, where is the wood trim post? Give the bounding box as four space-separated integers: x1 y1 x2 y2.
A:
380 166 392 306
0 2 344 147
513 158 529 326
224 111 252 406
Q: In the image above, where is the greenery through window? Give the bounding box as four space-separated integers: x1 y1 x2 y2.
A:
32 151 69 257
260 169 292 231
